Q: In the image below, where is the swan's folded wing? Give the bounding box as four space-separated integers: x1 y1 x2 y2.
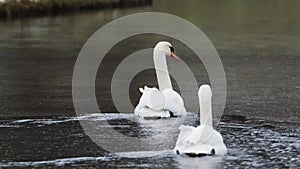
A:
176 125 195 146
162 89 187 116
135 86 159 108
183 125 214 145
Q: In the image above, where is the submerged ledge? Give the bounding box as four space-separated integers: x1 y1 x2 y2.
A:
0 0 152 19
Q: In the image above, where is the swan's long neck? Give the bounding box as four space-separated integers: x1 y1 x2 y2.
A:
153 49 172 91
199 92 213 127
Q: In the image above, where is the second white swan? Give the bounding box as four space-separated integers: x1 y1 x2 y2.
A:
134 41 187 118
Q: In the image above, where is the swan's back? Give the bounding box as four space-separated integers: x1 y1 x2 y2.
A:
175 124 227 155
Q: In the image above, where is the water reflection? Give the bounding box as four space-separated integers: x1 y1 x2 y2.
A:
175 155 223 169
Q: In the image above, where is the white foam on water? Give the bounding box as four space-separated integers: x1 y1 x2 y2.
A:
0 156 111 167
0 124 20 128
115 150 173 158
12 119 35 123
4 113 135 126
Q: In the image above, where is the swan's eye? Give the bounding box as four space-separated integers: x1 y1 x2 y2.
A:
169 46 174 53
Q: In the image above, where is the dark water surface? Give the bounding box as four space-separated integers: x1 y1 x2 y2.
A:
0 0 300 168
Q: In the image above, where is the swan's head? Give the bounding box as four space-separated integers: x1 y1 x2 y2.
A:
154 41 179 60
198 84 212 99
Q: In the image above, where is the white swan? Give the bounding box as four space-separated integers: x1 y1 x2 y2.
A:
134 41 187 118
174 85 227 156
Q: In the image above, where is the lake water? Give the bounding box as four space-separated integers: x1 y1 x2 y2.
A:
0 113 299 168
0 0 299 168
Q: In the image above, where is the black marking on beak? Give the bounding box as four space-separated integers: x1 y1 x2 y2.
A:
169 46 174 53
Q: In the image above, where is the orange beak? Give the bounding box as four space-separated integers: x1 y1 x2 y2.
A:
171 51 179 60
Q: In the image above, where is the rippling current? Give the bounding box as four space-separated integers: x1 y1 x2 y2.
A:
0 113 299 168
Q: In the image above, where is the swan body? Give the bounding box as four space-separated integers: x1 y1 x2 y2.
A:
134 86 186 118
174 85 227 156
134 41 187 118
